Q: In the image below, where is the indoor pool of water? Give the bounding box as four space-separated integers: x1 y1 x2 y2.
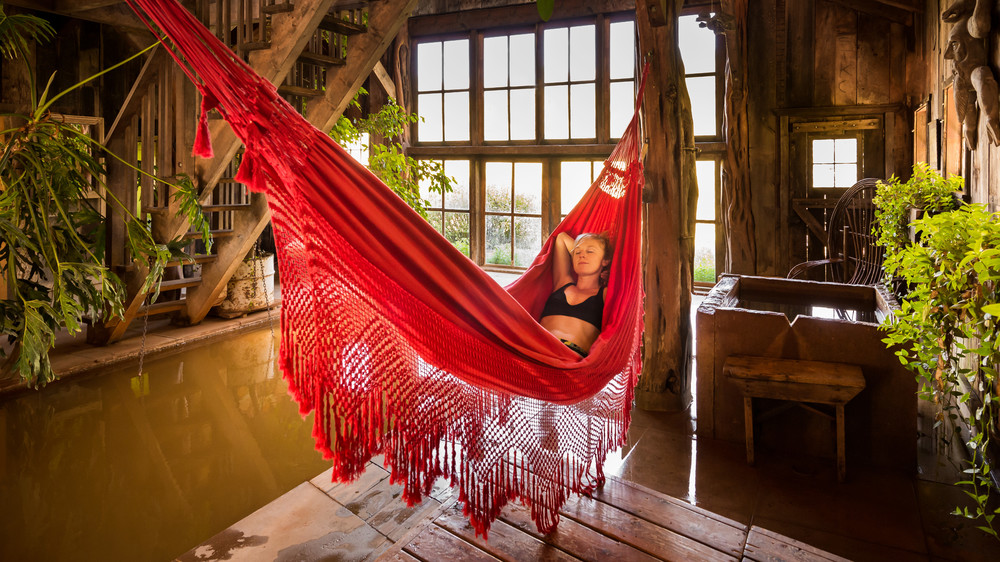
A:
0 328 329 561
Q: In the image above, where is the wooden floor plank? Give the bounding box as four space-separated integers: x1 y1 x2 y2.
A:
745 526 852 562
588 477 747 557
403 524 501 562
499 502 662 562
435 502 582 562
327 464 392 505
377 551 421 562
560 494 739 562
369 493 445 542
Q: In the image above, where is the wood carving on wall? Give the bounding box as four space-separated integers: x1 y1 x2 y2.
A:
941 0 1000 148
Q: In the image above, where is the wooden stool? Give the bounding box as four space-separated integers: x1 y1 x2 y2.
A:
723 355 865 482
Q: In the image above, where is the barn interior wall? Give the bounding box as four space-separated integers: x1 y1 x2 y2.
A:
744 0 922 277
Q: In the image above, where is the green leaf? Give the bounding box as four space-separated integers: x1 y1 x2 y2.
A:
536 0 555 21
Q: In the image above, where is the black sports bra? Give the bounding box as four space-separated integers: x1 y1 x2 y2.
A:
540 283 604 330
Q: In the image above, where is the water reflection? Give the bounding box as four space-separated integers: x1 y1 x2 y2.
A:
0 329 328 561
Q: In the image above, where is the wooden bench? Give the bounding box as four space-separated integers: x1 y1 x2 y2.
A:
723 355 866 482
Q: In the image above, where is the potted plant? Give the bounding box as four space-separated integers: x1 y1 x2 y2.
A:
876 181 1000 538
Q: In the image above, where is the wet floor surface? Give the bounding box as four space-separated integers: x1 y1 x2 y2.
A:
0 327 329 562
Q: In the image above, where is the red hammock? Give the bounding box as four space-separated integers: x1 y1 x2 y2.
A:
126 0 646 537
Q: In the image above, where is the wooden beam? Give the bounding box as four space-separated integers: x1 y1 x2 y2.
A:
409 0 636 36
827 0 913 25
5 1 148 30
183 0 420 325
54 0 123 12
636 0 696 411
373 61 397 101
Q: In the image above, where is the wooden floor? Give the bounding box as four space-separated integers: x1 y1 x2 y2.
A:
377 476 850 562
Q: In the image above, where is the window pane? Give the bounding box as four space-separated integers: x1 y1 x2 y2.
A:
509 34 535 87
486 215 512 265
544 27 568 83
610 21 635 80
687 76 716 136
443 40 469 89
514 216 541 267
813 139 835 163
509 89 535 140
544 85 569 139
483 36 508 88
610 80 634 138
484 90 509 141
570 83 596 138
426 210 443 233
419 159 443 207
485 162 512 212
444 160 470 209
694 222 716 283
695 160 716 221
835 138 858 162
417 42 442 91
679 14 715 74
835 164 858 187
445 211 470 256
343 131 369 165
417 93 442 142
569 25 596 81
444 92 470 141
514 162 542 213
561 161 592 214
813 164 835 188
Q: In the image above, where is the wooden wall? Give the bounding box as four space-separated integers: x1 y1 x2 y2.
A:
742 0 922 277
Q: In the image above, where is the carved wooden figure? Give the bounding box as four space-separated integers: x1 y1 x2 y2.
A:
942 0 1000 148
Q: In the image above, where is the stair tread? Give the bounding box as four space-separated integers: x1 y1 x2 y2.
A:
297 50 346 66
201 203 252 211
278 84 325 98
158 277 202 290
319 14 366 35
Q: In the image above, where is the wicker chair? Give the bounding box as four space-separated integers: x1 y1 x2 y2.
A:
788 178 885 285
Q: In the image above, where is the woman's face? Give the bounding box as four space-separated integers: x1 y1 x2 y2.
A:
572 238 609 276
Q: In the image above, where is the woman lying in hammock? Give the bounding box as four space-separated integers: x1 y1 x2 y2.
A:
540 232 611 357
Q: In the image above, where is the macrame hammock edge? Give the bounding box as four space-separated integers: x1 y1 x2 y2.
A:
125 0 650 538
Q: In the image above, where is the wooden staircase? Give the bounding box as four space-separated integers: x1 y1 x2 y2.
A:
89 0 417 344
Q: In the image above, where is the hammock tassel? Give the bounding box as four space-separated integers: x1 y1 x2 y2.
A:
193 90 217 159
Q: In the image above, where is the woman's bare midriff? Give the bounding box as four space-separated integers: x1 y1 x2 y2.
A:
540 315 601 352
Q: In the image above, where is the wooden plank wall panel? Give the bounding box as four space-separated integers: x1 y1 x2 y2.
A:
856 16 891 105
813 1 837 106
748 0 780 276
784 0 814 107
833 5 857 106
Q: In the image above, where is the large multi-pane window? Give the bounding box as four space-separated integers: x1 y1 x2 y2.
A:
410 10 636 269
679 13 723 287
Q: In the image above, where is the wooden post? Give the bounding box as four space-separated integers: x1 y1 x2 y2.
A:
635 0 697 411
720 0 757 275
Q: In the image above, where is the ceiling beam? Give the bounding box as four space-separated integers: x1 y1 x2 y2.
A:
828 0 913 25
4 0 147 30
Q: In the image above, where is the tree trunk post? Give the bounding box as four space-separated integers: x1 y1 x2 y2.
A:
636 0 698 411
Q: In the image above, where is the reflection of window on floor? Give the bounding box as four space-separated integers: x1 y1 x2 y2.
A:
422 160 471 256
416 39 470 142
811 137 859 188
486 162 542 267
694 160 719 284
560 160 603 217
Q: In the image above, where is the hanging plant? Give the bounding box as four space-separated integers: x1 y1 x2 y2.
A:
878 199 1000 539
872 162 963 255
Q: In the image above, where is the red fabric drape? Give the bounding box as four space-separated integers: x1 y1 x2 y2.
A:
126 0 647 537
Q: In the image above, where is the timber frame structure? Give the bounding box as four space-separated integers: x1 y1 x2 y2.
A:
3 0 1000 412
